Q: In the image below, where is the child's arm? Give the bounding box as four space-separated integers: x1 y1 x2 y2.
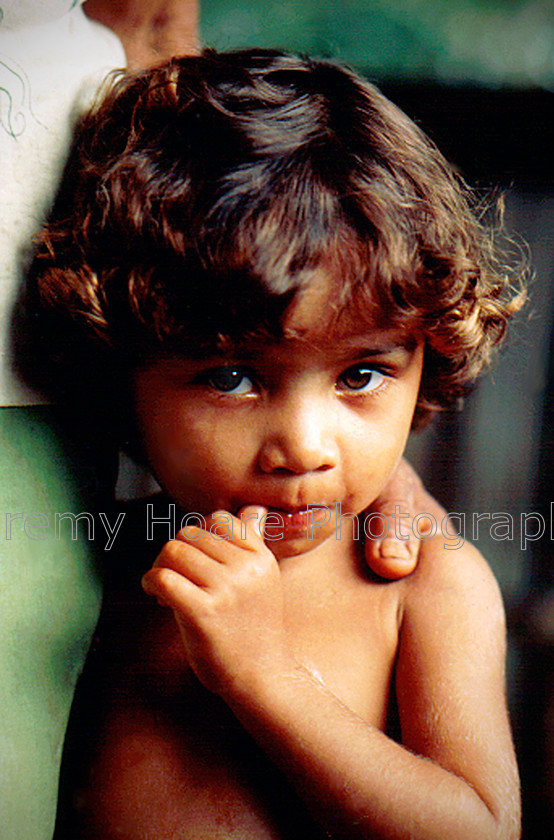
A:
142 507 520 840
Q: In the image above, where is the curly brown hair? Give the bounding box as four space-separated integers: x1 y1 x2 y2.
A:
25 48 524 430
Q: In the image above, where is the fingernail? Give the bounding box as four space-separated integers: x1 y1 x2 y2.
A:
380 539 412 560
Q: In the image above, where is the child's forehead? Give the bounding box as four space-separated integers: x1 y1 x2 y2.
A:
229 272 419 360
278 273 412 348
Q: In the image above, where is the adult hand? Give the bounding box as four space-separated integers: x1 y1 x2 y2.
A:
364 459 429 580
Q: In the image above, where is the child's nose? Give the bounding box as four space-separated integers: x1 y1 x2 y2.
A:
257 396 339 475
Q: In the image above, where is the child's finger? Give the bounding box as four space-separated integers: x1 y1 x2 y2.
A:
199 506 267 550
174 522 232 561
236 505 267 543
151 539 224 587
142 565 208 613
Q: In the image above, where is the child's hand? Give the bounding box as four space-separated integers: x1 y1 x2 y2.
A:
363 459 429 580
141 506 293 698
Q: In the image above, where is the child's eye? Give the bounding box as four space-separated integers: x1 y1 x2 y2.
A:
337 364 386 393
203 367 255 395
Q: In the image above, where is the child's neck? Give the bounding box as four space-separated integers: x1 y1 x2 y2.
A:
276 517 364 582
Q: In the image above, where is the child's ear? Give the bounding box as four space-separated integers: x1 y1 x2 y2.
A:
362 459 424 580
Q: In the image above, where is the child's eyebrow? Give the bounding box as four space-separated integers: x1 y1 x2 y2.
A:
337 335 419 357
230 333 419 361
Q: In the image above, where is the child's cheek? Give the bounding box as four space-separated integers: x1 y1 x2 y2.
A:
149 419 253 513
346 403 416 514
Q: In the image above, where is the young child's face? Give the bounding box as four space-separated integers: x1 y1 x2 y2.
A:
133 276 423 558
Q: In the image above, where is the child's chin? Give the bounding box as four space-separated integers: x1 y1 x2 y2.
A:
263 528 333 560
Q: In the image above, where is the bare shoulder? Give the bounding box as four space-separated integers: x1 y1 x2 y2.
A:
398 508 506 634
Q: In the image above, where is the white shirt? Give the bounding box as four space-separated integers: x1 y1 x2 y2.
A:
0 0 125 404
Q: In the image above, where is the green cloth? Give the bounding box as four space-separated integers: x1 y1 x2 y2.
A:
0 406 104 840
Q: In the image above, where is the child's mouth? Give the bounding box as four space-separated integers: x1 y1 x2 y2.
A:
263 505 332 536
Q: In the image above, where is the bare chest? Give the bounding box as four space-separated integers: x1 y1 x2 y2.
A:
58 567 400 839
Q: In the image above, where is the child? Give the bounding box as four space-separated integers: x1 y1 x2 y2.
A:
30 49 522 839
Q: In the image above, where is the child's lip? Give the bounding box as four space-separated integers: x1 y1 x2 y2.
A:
267 504 331 517
234 503 337 535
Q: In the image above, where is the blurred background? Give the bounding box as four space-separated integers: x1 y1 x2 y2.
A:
199 2 554 836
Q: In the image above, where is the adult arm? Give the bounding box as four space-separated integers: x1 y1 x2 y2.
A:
85 0 199 68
